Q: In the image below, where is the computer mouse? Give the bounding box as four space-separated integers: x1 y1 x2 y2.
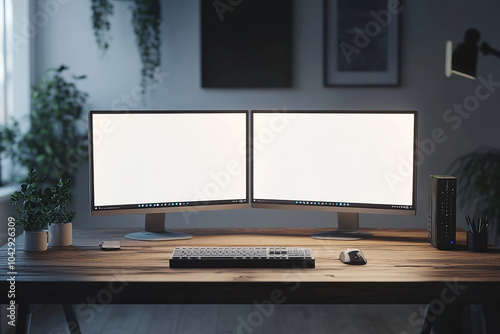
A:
339 248 367 265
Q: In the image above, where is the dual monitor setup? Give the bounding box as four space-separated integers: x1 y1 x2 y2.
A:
89 110 417 242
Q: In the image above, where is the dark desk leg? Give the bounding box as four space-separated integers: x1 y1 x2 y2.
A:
419 304 464 334
419 305 432 334
483 305 500 333
15 304 32 334
62 304 82 334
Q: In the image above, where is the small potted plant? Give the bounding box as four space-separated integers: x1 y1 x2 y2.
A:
11 169 51 252
48 178 77 246
449 148 500 245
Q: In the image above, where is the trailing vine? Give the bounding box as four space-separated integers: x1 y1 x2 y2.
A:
91 0 114 52
90 0 162 96
131 0 162 93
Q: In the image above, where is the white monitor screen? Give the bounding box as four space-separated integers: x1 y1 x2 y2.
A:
252 111 416 214
90 111 248 215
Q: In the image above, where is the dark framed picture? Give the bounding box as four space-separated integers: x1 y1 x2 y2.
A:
201 0 293 88
324 0 401 86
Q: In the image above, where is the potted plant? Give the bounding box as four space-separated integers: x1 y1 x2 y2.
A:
47 178 77 246
449 148 500 245
0 65 88 185
11 169 77 250
11 169 51 252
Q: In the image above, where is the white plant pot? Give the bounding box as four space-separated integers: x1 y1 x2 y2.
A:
24 230 50 252
49 223 72 246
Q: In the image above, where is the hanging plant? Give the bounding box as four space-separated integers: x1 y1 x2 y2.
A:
131 0 162 94
91 0 114 52
89 0 162 96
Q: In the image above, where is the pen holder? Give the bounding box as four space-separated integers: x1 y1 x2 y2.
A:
467 231 488 252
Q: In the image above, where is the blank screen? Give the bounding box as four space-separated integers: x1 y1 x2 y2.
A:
91 112 247 209
252 112 415 209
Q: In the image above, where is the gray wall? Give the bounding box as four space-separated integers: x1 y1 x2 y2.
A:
31 0 500 231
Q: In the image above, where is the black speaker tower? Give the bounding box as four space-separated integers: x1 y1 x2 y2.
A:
428 175 457 250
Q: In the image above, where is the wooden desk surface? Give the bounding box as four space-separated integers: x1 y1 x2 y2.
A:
1 228 500 305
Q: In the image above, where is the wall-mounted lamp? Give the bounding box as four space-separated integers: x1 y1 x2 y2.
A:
445 28 500 79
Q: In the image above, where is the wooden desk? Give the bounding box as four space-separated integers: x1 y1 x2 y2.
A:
1 228 500 333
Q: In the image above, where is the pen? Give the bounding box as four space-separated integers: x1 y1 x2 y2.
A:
465 215 474 233
481 217 488 233
465 215 473 233
483 223 489 233
468 216 475 233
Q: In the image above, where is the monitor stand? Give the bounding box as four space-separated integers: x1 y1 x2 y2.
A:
311 213 372 240
125 213 193 241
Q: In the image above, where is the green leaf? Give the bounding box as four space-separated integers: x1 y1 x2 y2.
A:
56 65 68 73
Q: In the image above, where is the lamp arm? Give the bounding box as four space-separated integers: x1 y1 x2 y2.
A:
481 42 500 58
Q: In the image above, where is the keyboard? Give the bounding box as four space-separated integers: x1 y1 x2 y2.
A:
169 247 315 268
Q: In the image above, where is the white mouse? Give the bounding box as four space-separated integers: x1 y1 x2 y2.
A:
339 248 367 265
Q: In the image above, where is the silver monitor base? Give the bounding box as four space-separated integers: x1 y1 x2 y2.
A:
125 230 192 241
311 230 372 241
312 212 372 240
125 213 192 241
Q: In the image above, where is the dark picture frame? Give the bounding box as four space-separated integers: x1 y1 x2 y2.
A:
324 0 401 86
201 0 293 88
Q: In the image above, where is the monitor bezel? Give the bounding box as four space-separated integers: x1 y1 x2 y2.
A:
89 110 250 218
250 110 418 216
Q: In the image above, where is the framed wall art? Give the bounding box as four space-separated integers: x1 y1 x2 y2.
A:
324 0 401 86
201 0 293 88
